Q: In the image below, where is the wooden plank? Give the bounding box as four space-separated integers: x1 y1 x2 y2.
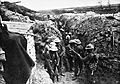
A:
2 21 34 34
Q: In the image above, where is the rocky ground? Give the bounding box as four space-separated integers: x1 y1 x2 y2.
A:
27 62 119 84
27 62 80 84
54 72 80 84
54 72 118 84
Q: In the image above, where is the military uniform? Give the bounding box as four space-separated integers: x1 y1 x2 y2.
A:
74 39 83 76
84 43 98 84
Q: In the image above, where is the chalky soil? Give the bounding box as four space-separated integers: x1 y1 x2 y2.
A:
27 62 119 84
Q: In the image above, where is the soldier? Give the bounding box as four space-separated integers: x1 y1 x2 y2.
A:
84 43 98 84
84 43 95 73
73 39 83 77
49 41 60 82
43 37 60 82
65 39 76 72
53 37 64 75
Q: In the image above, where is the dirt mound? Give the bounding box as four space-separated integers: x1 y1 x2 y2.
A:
31 21 62 40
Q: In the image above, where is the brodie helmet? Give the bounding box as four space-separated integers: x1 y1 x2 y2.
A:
53 37 61 43
48 42 58 51
69 39 81 44
69 39 76 44
74 39 81 44
85 43 94 50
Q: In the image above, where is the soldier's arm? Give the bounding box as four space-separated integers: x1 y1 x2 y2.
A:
68 45 83 59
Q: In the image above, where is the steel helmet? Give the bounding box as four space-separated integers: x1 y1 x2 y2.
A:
53 37 61 43
48 42 58 51
69 39 81 44
69 39 76 44
74 39 81 44
85 43 94 49
49 15 55 21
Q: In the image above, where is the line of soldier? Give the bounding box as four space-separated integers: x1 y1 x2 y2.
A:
39 15 120 83
33 15 102 83
33 26 101 83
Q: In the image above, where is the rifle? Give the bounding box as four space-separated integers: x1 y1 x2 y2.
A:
67 45 83 59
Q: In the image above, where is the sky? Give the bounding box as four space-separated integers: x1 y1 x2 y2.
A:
1 0 120 11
